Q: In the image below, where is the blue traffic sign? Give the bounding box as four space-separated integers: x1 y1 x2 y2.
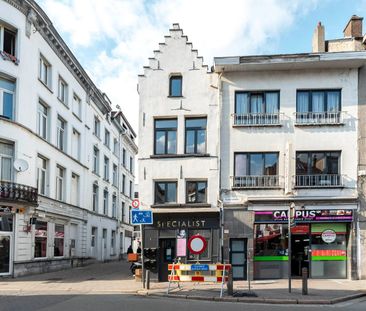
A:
131 210 153 225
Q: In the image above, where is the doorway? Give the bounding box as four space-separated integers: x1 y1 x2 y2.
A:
0 234 11 275
291 233 310 277
158 238 176 282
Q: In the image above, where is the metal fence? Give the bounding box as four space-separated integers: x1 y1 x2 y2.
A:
295 112 343 125
233 113 281 126
233 175 280 188
295 174 342 188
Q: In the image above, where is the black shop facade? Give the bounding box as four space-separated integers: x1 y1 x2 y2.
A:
253 207 355 280
143 211 221 281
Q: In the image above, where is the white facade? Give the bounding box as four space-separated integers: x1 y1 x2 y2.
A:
0 0 137 276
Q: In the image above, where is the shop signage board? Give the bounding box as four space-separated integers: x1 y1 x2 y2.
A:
321 229 337 243
255 210 353 223
153 212 220 229
131 210 153 225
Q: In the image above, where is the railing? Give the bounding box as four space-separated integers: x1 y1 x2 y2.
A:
295 174 342 188
295 112 343 125
233 113 281 126
0 181 38 205
233 175 281 188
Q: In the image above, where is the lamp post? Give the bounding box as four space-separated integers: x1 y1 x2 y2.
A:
288 202 295 293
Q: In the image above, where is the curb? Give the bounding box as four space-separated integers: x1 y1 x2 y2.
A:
141 291 366 305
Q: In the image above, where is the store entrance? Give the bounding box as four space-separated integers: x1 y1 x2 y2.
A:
291 234 310 277
158 238 176 282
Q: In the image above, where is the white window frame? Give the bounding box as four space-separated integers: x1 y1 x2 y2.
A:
0 141 14 182
57 76 68 105
0 76 15 120
103 189 109 215
72 93 81 119
71 128 80 161
112 164 117 186
94 116 100 138
104 156 109 181
39 54 51 88
112 195 116 218
55 165 65 201
92 183 99 212
37 155 48 196
93 146 99 174
57 115 66 152
71 172 80 206
104 129 110 148
0 24 17 57
37 100 48 140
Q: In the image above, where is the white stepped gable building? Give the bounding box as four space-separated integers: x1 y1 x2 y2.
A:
0 0 137 277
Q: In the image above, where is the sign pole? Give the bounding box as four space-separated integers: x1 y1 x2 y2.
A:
140 224 145 289
288 203 295 293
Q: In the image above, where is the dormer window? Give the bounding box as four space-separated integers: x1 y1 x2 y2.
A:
169 75 182 97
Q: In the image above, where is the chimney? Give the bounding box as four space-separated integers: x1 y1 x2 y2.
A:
312 22 325 53
343 15 363 38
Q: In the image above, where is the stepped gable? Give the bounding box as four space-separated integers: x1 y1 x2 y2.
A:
138 23 209 78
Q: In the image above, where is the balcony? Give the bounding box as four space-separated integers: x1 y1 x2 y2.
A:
233 113 281 127
295 112 344 126
0 181 38 205
294 174 343 188
232 175 281 189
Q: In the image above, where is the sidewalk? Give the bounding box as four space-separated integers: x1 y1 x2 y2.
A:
140 278 366 304
1 261 365 305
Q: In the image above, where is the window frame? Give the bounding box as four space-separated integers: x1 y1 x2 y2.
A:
0 140 14 182
154 118 177 155
169 75 182 97
104 156 110 181
93 116 100 138
56 115 67 152
55 164 65 202
37 154 48 196
37 100 49 140
185 117 207 154
0 76 15 120
186 180 208 204
154 181 177 204
54 224 65 257
295 151 341 175
234 91 280 114
234 152 279 177
57 75 68 105
39 54 52 88
92 182 99 212
72 92 82 119
104 129 110 148
296 89 342 113
103 188 109 215
0 24 17 57
93 146 99 174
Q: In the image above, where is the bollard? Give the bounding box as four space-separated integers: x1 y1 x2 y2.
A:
227 269 233 296
302 267 308 295
146 270 150 290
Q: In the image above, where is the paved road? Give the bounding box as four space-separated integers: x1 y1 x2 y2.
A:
1 294 366 311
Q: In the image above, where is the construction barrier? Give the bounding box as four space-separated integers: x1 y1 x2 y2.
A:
167 263 231 283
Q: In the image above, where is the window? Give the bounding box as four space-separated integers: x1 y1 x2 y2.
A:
113 138 118 155
186 181 207 203
56 116 66 152
185 118 207 154
71 129 81 161
103 189 109 215
234 153 279 188
129 156 133 174
104 156 109 181
0 76 15 120
296 151 341 187
93 116 100 138
54 224 64 257
296 90 341 124
1 26 16 56
71 173 79 206
155 181 177 204
56 165 65 201
37 101 48 140
34 221 47 258
122 201 126 222
91 227 97 247
122 174 126 195
92 183 99 212
129 181 132 198
169 75 182 97
93 146 99 174
72 93 82 119
122 148 126 167
112 164 117 186
0 141 14 182
112 195 117 218
154 119 177 155
111 230 116 255
58 76 68 105
39 54 51 88
104 129 110 148
37 155 48 196
103 229 107 249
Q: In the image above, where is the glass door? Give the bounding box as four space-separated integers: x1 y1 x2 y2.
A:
0 234 11 275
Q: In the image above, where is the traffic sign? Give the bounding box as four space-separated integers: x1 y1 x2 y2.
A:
132 199 140 209
131 210 153 225
188 235 207 255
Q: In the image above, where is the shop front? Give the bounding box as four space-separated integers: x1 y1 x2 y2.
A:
253 209 353 279
143 211 221 282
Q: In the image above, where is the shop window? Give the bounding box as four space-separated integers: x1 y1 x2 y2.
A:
169 75 182 97
0 76 15 120
254 224 288 258
154 119 177 155
185 118 207 154
186 181 207 203
54 224 64 257
34 221 48 258
155 181 177 204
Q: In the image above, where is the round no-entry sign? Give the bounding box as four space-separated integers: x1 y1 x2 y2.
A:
188 234 207 255
131 199 140 209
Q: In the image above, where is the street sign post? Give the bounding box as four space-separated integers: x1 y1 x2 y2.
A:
131 210 153 225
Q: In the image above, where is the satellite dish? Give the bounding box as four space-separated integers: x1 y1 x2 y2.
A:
13 159 29 172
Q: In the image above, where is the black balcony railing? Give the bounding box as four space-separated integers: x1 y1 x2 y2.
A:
233 113 281 126
233 175 281 188
295 174 343 188
0 181 38 205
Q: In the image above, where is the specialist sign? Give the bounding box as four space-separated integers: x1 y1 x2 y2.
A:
131 210 153 225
